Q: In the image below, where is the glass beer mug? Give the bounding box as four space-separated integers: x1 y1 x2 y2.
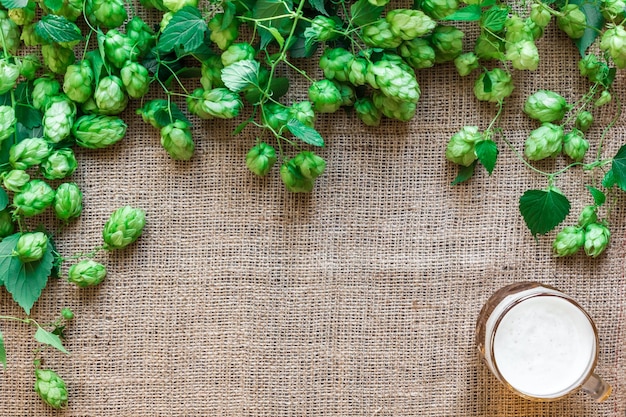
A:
476 282 612 402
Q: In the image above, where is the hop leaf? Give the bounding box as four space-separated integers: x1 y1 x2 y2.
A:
157 6 208 53
519 189 571 237
221 60 260 93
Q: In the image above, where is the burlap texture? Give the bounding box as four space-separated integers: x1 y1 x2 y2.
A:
1 11 625 417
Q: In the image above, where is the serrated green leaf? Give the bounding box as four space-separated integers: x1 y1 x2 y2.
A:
442 5 482 21
244 76 289 104
451 161 476 185
570 0 604 57
519 189 571 237
86 50 104 83
350 0 384 27
286 119 324 147
611 144 626 191
266 26 285 48
232 120 250 136
15 104 42 129
221 59 260 93
15 122 43 142
586 185 606 206
0 234 20 288
221 1 237 29
35 15 83 44
603 67 616 88
0 329 6 369
157 6 208 53
34 327 69 354
253 0 293 49
153 101 190 128
0 0 28 8
0 188 7 211
602 168 616 188
475 139 498 174
480 6 509 31
4 241 54 315
307 0 328 15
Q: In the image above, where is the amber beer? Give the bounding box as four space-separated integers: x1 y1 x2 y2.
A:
476 282 611 401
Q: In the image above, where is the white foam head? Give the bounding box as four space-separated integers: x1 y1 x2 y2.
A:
492 295 596 398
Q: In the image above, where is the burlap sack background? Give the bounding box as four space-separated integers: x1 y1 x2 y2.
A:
0 6 625 416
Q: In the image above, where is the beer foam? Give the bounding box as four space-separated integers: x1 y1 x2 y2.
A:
492 295 596 398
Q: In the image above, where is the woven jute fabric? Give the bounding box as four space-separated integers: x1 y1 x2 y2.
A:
1 9 625 417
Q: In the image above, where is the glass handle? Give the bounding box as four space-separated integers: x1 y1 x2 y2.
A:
581 373 612 402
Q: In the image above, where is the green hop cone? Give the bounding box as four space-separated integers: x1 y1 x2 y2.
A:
530 3 552 28
221 43 256 67
13 232 48 263
420 0 459 20
34 369 68 409
94 76 128 115
372 91 416 121
594 90 612 107
201 88 242 119
18 54 41 80
563 129 589 161
137 99 169 129
575 111 593 132
103 206 146 250
319 48 353 82
308 79 342 113
121 62 150 99
361 19 402 49
262 103 290 132
306 15 341 42
40 148 78 180
208 13 239 50
104 30 137 69
600 25 626 68
160 120 194 161
430 25 464 63
557 4 587 39
0 59 20 95
578 205 598 228
354 97 382 126
63 61 94 103
32 78 61 110
445 126 482 166
67 259 107 287
524 123 564 160
54 182 83 221
280 152 326 193
61 308 74 320
386 9 436 40
0 11 20 55
73 115 127 149
505 15 534 44
293 151 326 180
187 88 212 119
506 40 539 70
474 32 505 60
333 81 356 107
0 209 15 238
398 38 436 70
584 223 610 257
366 57 421 103
0 105 16 142
9 1 36 26
160 11 174 31
602 0 626 21
473 68 514 103
289 101 316 128
41 44 75 75
20 23 43 47
454 52 479 76
9 137 51 170
578 54 609 83
43 95 77 143
523 90 569 122
14 180 55 217
46 0 82 22
2 169 29 192
127 16 156 58
200 55 224 90
86 0 127 28
163 0 198 12
553 226 585 257
246 142 276 176
347 56 368 85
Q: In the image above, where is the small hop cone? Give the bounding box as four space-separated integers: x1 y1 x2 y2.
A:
14 232 48 263
86 0 127 28
430 25 464 63
9 138 51 170
0 105 16 142
445 126 482 166
121 62 150 99
306 15 341 42
319 47 353 82
94 76 128 115
40 148 78 180
221 43 256 67
308 79 342 113
72 115 127 149
575 111 593 132
578 205 598 228
103 206 146 250
523 90 569 123
563 129 589 162
201 88 242 119
0 59 20 95
63 61 94 103
361 19 402 49
208 13 239 50
32 78 60 110
584 223 610 258
354 98 382 127
67 260 107 287
246 143 276 176
524 123 564 160
420 0 459 20
35 369 68 409
553 226 585 257
103 29 136 69
14 180 56 217
386 9 436 40
54 182 83 221
473 68 514 103
160 120 195 161
3 169 30 192
557 4 587 39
